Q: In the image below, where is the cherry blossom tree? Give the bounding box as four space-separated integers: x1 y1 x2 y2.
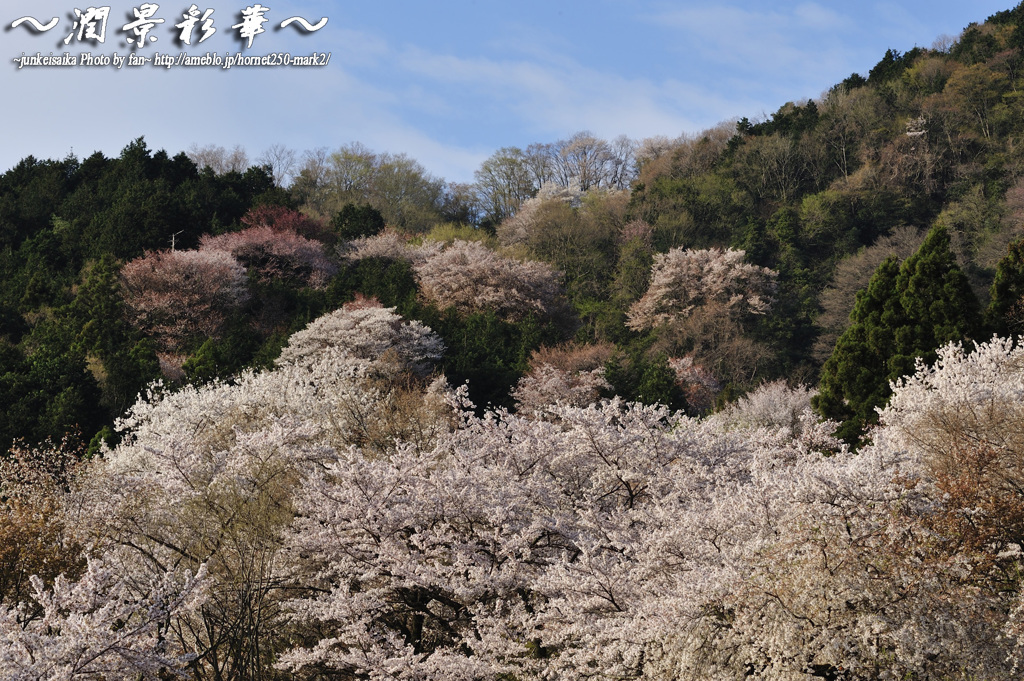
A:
239 204 330 242
627 247 777 330
512 343 613 415
275 349 1024 679
626 248 777 387
0 438 209 680
200 225 337 288
881 337 1024 583
277 399 695 678
668 355 722 413
496 181 583 247
413 240 567 322
15 315 1024 680
276 297 445 377
338 229 441 265
1 439 85 615
0 560 207 681
59 293 465 679
120 248 249 351
710 378 816 435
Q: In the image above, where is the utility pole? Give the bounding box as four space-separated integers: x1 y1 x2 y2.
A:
170 230 184 251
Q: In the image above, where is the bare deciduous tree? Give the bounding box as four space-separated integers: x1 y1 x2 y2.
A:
256 143 298 187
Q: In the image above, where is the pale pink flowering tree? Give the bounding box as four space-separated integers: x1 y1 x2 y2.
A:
277 370 1022 679
616 432 1008 680
627 247 777 330
120 248 250 351
881 336 1024 662
73 341 458 679
413 240 566 321
62 312 462 678
19 329 1024 679
710 378 817 436
239 204 330 242
880 336 1024 475
0 439 208 680
514 405 1007 679
513 343 613 415
276 297 445 377
512 363 610 415
338 229 442 264
668 355 722 414
276 399 693 678
0 560 207 681
496 181 583 247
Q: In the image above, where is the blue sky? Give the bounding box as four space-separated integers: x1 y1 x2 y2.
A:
1 1 1016 183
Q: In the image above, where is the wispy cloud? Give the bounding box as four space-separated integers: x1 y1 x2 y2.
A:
392 45 747 139
644 3 860 96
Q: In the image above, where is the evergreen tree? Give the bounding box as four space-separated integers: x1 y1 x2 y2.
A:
814 256 902 442
987 237 1024 336
332 203 386 241
890 225 983 378
814 226 981 443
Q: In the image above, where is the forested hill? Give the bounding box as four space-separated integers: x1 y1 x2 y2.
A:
3 5 1024 454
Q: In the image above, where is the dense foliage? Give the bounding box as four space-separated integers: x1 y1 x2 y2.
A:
5 330 1024 679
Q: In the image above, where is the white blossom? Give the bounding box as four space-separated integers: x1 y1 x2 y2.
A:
628 247 777 330
276 298 445 376
413 240 566 321
0 560 206 680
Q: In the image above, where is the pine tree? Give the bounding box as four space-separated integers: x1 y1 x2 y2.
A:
815 226 982 443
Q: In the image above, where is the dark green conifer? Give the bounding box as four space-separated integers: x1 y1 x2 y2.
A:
891 224 983 378
814 226 982 443
332 203 386 241
814 256 902 442
987 238 1024 336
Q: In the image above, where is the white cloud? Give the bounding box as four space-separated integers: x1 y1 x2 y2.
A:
793 3 848 30
392 45 737 138
645 4 857 86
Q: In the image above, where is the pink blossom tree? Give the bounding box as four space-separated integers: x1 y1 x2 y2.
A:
239 204 330 242
413 240 567 322
120 248 249 352
200 227 337 288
